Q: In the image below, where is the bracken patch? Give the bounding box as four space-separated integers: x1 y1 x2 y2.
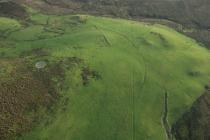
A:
81 67 101 86
0 59 61 140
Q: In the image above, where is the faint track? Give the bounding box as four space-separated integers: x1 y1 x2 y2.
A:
93 25 148 87
94 25 112 47
130 69 135 140
93 25 151 140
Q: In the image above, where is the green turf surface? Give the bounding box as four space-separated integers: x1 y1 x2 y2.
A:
1 13 210 140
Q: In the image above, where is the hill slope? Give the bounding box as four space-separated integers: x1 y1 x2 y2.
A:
39 0 210 28
1 12 210 140
17 0 210 48
172 90 210 140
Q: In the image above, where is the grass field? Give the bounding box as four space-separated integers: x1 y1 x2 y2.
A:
1 12 210 140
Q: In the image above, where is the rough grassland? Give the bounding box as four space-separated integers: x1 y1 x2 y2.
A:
1 13 210 140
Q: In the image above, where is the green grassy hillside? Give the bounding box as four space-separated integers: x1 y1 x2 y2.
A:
1 12 210 140
19 0 210 49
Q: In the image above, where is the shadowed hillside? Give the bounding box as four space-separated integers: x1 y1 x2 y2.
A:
172 89 210 140
0 0 27 19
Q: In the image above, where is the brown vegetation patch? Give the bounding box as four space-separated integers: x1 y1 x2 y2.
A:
81 67 101 86
62 57 83 66
0 59 62 140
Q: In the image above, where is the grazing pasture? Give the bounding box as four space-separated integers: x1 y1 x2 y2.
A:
1 13 210 140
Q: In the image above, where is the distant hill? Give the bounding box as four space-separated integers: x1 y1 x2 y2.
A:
16 0 210 48
42 0 210 28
